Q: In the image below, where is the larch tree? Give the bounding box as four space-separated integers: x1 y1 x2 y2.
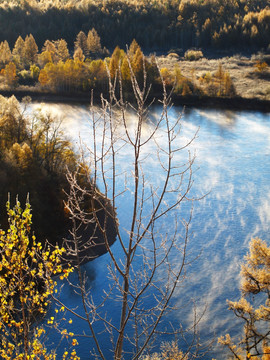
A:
38 67 49 87
88 59 107 91
0 95 27 146
3 62 17 87
24 34 38 67
0 41 12 68
109 45 125 79
74 31 88 56
55 39 70 62
224 72 236 97
42 39 58 63
73 47 85 62
130 47 145 85
128 39 141 60
87 28 102 57
38 50 53 68
12 36 25 69
219 238 270 359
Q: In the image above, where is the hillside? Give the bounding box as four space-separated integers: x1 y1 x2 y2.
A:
0 0 268 53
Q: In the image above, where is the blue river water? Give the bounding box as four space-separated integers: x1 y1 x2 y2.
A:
30 102 270 359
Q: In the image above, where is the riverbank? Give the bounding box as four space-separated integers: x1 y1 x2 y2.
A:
156 52 270 112
1 51 270 112
1 87 269 112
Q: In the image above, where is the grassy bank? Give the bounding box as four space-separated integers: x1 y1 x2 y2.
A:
0 53 269 112
156 52 270 109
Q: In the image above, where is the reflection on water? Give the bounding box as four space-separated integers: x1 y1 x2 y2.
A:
30 102 270 359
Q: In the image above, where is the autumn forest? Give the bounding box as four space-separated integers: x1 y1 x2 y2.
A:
0 0 269 52
0 1 269 359
0 0 268 101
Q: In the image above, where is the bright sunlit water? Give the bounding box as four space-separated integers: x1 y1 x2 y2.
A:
29 102 270 359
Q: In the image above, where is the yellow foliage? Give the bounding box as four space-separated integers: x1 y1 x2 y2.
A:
3 62 17 86
219 238 270 359
241 238 270 294
0 199 76 359
109 46 125 79
184 49 203 61
38 68 49 86
7 142 33 170
254 61 268 73
263 345 270 360
182 80 192 96
160 67 172 86
38 50 53 68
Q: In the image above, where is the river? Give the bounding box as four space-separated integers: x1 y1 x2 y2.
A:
30 101 270 359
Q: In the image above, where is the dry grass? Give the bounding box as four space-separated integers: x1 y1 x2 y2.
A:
155 54 270 101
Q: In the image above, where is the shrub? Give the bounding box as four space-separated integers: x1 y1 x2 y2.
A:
254 60 268 72
184 49 203 61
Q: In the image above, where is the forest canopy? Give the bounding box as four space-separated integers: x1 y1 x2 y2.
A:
0 0 268 52
0 35 237 100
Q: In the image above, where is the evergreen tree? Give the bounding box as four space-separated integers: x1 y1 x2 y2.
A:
38 50 53 68
109 46 125 79
87 28 102 57
12 36 25 69
55 39 70 62
219 238 270 359
42 39 57 63
0 40 12 68
131 47 144 82
73 47 85 62
128 39 141 61
74 31 87 56
3 62 17 87
24 34 38 67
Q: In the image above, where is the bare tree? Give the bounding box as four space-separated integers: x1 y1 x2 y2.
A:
60 57 203 359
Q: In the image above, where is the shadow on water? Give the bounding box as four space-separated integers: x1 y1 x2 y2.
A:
62 192 118 266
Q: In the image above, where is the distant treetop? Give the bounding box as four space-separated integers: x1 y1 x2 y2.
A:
0 0 268 53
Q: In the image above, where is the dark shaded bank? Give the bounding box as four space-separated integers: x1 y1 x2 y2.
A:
172 94 270 113
1 89 269 112
62 194 118 266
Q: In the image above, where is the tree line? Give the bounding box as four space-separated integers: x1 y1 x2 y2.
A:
0 33 236 98
0 0 268 52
